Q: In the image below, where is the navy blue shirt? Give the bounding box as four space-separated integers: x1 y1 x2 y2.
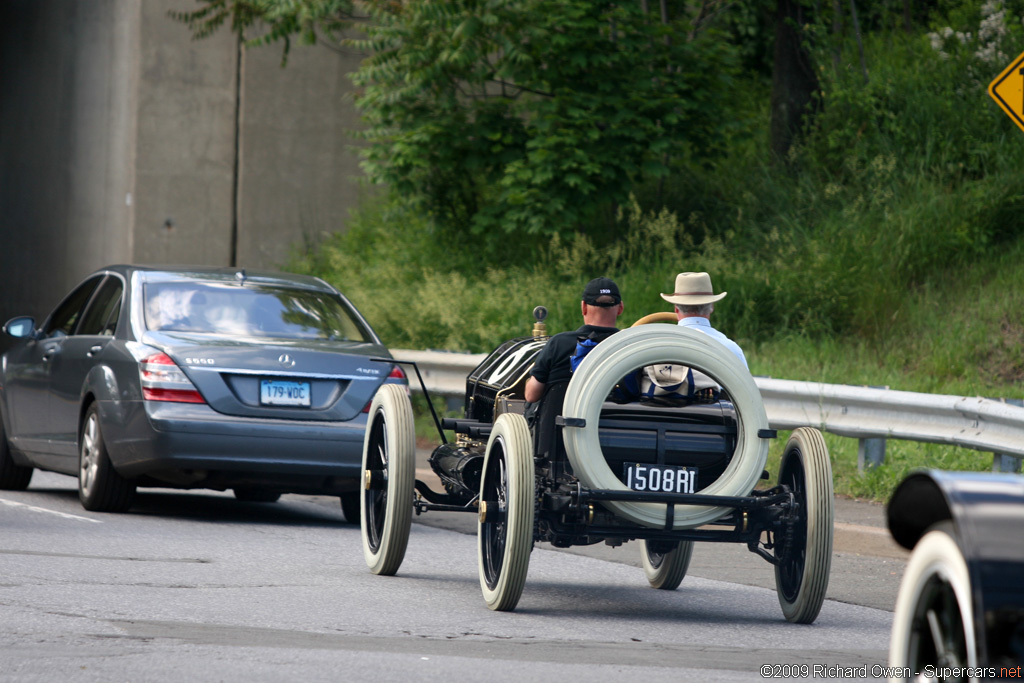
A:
530 325 619 386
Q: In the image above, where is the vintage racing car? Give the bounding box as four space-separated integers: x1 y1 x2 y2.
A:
358 308 835 621
887 469 1024 675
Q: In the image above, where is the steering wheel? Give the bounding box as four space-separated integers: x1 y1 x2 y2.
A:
630 312 677 327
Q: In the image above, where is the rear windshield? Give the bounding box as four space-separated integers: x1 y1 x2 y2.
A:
143 281 372 342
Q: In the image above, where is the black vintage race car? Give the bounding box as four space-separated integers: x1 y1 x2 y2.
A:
358 308 835 622
886 469 1024 676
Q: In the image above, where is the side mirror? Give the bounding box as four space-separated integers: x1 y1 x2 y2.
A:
4 316 37 339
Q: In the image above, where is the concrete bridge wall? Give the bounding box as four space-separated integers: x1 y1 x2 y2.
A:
0 0 366 323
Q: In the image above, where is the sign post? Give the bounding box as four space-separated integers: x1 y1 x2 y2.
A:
989 49 1024 133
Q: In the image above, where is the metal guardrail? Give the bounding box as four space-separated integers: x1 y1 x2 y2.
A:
392 349 1024 472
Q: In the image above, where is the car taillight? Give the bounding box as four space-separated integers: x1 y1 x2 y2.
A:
140 353 205 404
363 364 410 412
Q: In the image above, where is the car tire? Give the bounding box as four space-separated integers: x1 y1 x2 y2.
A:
0 418 32 490
360 384 415 576
478 413 535 611
640 539 693 590
79 404 136 513
562 325 769 529
233 488 281 503
888 522 977 674
340 491 360 524
774 427 833 624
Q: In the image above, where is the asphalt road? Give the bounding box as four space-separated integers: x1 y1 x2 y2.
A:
1 471 898 682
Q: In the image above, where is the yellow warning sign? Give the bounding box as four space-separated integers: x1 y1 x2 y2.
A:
989 49 1024 133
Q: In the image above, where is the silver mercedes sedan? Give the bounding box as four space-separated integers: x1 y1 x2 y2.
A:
0 265 407 515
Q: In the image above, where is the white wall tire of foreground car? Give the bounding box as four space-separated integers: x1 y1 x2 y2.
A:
360 384 415 576
562 325 769 529
888 522 977 677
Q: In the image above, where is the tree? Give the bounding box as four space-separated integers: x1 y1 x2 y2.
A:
769 0 820 158
351 0 739 239
171 0 356 62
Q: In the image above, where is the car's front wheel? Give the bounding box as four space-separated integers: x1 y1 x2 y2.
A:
0 417 32 490
888 522 977 673
79 404 136 512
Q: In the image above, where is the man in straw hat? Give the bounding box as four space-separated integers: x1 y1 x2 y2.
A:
660 272 747 368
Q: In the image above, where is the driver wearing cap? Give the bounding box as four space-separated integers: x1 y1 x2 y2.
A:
524 277 624 403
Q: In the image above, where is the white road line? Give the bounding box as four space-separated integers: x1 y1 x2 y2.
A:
0 498 102 523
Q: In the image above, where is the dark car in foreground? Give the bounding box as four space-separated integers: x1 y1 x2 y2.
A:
0 265 406 515
887 470 1024 675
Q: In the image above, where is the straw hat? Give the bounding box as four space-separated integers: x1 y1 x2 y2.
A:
659 272 727 306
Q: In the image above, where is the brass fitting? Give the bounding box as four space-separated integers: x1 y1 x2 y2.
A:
532 305 548 338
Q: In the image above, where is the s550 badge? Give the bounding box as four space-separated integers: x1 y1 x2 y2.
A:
185 358 215 365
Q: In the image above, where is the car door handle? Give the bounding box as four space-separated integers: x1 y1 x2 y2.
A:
41 345 60 361
87 345 104 358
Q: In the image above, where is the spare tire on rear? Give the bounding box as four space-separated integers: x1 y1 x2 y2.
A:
562 326 769 529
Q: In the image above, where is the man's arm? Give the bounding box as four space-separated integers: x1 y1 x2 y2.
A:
525 376 545 403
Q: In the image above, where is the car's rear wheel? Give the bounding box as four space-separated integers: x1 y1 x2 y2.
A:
0 418 32 490
340 491 360 524
774 427 833 624
360 384 415 575
233 488 281 503
888 522 977 672
640 539 694 590
478 413 534 611
79 404 136 512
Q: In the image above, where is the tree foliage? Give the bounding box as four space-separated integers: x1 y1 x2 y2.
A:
351 0 738 239
171 0 356 63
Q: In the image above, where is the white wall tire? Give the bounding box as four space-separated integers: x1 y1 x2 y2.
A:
640 539 694 590
360 384 415 576
774 427 834 624
562 325 769 529
478 413 535 611
888 523 977 678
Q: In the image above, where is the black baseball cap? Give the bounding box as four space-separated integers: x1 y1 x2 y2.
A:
582 277 621 307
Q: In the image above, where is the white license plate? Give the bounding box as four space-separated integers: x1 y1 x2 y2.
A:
624 462 697 494
260 379 311 406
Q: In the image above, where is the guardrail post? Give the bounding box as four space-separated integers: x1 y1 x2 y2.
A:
857 385 888 472
993 398 1023 473
858 438 887 471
